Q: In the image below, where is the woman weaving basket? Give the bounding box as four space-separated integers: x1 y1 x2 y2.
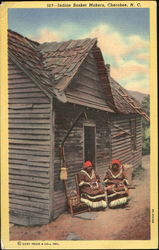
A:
78 161 107 209
103 159 130 208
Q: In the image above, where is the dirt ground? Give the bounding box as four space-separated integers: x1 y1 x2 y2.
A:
10 155 150 240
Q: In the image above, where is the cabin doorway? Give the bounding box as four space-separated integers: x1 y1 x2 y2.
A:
84 125 96 166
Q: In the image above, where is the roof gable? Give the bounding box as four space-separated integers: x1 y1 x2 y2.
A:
38 38 97 91
65 50 114 112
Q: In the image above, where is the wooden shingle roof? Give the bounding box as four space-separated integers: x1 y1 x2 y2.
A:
109 76 149 120
8 30 53 94
38 38 97 91
8 30 148 119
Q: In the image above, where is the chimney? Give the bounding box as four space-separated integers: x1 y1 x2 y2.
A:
106 64 110 77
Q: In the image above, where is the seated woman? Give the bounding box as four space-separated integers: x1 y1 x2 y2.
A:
103 159 130 208
78 160 107 209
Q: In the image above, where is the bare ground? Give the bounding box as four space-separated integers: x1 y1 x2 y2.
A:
10 155 150 240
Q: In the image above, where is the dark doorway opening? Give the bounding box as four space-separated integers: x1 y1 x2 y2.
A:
84 126 95 165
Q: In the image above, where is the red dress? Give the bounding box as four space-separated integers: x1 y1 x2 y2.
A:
103 166 129 208
79 169 107 209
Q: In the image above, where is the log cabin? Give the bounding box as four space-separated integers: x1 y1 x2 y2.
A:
8 30 149 226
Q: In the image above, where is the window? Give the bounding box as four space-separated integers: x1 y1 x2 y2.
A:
84 125 96 165
130 118 137 151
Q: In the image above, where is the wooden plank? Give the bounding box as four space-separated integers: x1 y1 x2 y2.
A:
9 144 50 152
9 134 50 140
9 98 50 104
9 113 50 119
9 148 50 156
9 154 50 162
9 193 50 204
68 80 105 98
67 96 114 112
68 85 106 103
112 150 132 160
112 154 132 165
80 65 99 81
8 74 30 80
9 164 50 172
10 213 49 226
9 118 49 124
112 146 131 155
66 88 107 105
9 188 50 199
9 169 49 178
10 197 49 210
9 128 50 135
9 184 49 195
9 158 26 165
9 175 50 184
9 108 50 114
10 92 46 99
111 141 131 150
8 81 35 87
72 74 101 92
111 137 131 145
9 207 49 219
9 103 50 109
9 87 42 94
27 161 50 167
33 104 51 109
9 139 50 145
9 159 50 168
9 123 50 129
9 179 49 188
9 69 26 74
9 104 33 110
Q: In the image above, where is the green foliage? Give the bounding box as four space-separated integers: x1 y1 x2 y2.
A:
141 95 150 155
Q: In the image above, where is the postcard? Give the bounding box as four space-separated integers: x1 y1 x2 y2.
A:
0 1 158 249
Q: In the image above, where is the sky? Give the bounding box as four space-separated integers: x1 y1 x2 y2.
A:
8 8 150 94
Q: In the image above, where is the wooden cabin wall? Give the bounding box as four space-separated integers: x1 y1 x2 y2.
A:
110 114 142 168
66 51 112 112
8 59 53 226
53 101 111 218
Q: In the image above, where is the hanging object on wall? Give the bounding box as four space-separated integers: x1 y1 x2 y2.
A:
60 167 68 180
